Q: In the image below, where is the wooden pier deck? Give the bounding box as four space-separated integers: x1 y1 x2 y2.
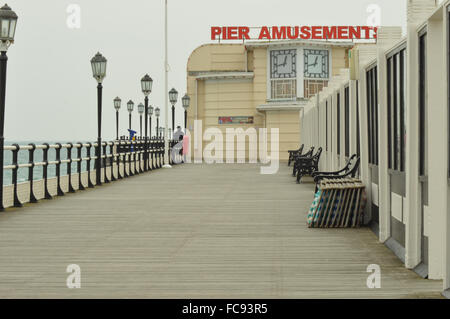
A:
0 163 443 298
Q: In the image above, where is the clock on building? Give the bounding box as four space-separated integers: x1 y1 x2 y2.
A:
304 49 329 79
270 49 297 79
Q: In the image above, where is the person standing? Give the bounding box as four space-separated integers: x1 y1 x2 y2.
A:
172 126 184 164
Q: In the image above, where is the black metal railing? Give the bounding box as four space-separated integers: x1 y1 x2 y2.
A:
2 138 183 208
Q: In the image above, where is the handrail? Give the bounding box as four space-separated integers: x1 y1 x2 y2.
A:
1 138 184 209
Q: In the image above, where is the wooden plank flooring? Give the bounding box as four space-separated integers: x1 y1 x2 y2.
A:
0 164 443 298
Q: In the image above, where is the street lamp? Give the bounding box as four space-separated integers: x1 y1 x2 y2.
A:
182 94 190 132
141 74 153 171
90 52 107 186
127 100 134 130
155 107 160 139
159 127 165 139
0 4 18 210
148 105 154 140
138 103 145 137
114 97 121 140
169 88 178 137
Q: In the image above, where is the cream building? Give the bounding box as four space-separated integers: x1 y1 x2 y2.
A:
186 40 353 161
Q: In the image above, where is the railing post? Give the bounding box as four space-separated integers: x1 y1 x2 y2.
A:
42 143 52 199
168 140 172 165
158 139 162 168
11 144 22 207
67 143 75 193
139 141 144 173
134 141 139 174
86 142 95 188
110 142 116 182
129 142 134 177
120 141 126 178
77 142 85 191
135 141 140 174
28 143 38 203
55 143 64 196
149 139 153 170
156 139 159 168
162 139 165 167
102 142 110 183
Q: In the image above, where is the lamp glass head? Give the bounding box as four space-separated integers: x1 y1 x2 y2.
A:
141 74 153 96
114 97 121 111
138 103 145 114
127 100 134 113
90 52 107 83
0 4 18 48
169 88 178 105
182 94 190 110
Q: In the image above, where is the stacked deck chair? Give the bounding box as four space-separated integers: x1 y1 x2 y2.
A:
294 147 322 183
288 144 304 166
307 178 367 228
311 154 361 193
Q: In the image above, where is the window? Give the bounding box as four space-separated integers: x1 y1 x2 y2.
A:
356 81 360 157
270 49 297 100
344 86 350 158
387 57 393 169
374 67 379 165
337 93 341 155
386 46 407 173
304 79 328 99
400 50 406 172
366 65 379 165
419 31 427 176
326 101 328 151
448 8 450 179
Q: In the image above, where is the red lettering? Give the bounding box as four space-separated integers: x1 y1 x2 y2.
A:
227 27 238 40
311 26 322 39
272 26 287 40
300 26 311 39
287 26 299 40
361 26 371 39
337 26 348 39
259 26 271 40
323 26 336 40
373 27 378 39
239 27 250 40
211 27 221 40
349 26 361 39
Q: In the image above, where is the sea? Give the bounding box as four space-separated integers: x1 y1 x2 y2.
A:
3 140 97 186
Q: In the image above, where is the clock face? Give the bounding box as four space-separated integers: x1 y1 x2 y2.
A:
270 49 297 79
304 49 329 79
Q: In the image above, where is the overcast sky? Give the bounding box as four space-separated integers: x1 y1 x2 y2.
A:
3 0 422 141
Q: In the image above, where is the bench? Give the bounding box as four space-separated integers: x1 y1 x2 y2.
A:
288 144 304 167
294 147 322 183
292 147 314 177
312 155 361 192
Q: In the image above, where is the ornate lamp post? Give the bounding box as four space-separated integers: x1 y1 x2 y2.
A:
127 100 134 130
169 88 178 137
155 107 161 138
148 105 154 139
114 97 121 140
0 4 18 210
182 94 190 132
141 74 153 171
159 127 165 139
138 103 144 137
90 52 107 186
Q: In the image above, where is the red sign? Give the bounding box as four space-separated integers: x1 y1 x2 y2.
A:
211 26 377 41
